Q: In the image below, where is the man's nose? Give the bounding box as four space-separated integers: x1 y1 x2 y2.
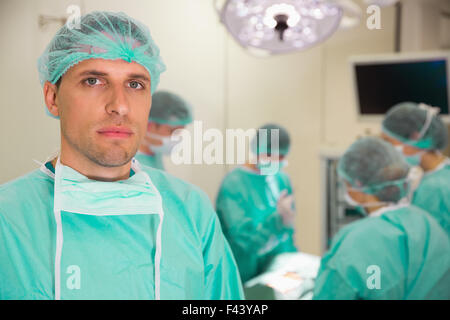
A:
105 84 130 116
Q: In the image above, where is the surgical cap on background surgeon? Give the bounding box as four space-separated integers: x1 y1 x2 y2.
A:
382 102 448 151
37 11 166 118
337 137 411 203
251 123 291 156
149 91 193 126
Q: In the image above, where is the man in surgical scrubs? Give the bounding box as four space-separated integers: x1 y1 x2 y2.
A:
135 90 193 170
0 11 243 300
381 102 450 237
216 124 298 283
313 137 450 300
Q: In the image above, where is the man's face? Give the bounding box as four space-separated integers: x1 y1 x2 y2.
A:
344 181 366 204
380 132 420 156
148 122 185 136
258 153 286 164
51 58 152 167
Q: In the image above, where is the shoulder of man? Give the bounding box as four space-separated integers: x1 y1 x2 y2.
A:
140 164 217 221
277 169 292 185
330 215 400 255
140 164 203 198
0 169 52 214
417 166 450 194
140 165 227 243
219 167 251 189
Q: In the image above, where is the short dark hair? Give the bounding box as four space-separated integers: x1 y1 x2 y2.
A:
55 77 62 88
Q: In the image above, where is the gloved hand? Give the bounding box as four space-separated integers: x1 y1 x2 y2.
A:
277 190 296 226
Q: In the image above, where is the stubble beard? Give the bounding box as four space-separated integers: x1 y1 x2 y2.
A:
61 124 139 168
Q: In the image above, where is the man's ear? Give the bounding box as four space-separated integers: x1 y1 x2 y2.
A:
43 81 60 117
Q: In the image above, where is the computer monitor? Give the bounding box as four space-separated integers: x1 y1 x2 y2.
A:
350 51 450 122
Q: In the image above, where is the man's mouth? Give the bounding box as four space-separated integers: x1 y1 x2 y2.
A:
97 126 134 139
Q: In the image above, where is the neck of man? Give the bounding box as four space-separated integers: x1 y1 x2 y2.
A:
54 141 133 182
365 204 385 215
363 193 386 215
245 162 259 173
420 151 446 172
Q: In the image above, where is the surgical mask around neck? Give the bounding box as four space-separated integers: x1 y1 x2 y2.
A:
343 191 367 216
343 191 359 207
404 151 425 166
343 189 386 217
147 133 180 155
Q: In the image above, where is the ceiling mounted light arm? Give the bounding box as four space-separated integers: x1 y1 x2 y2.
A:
214 0 226 21
333 0 362 30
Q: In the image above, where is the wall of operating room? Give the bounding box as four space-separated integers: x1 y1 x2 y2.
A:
0 0 447 255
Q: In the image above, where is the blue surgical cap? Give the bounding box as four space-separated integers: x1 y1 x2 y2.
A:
382 102 448 150
338 137 411 202
38 11 166 118
149 91 193 126
251 123 291 156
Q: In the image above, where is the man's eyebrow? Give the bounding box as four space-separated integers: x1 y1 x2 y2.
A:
77 70 150 82
128 73 151 83
78 70 108 77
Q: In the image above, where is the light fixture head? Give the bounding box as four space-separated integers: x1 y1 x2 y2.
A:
363 0 399 7
218 0 343 55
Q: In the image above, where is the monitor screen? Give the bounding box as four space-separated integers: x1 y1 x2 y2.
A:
354 58 449 115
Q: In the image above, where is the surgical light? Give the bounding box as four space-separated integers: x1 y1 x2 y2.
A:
363 0 399 7
216 0 343 55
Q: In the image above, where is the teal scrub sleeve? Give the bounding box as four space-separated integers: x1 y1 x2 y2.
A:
195 191 244 299
313 268 359 300
217 191 285 253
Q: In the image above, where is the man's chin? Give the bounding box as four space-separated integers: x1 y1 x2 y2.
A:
86 147 137 168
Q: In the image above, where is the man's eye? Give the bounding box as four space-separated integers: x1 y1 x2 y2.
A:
85 78 100 86
129 81 143 89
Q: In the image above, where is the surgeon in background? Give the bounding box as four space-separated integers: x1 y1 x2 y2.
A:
135 90 193 170
216 123 298 283
381 102 449 236
313 137 450 300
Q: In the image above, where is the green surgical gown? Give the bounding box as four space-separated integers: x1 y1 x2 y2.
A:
313 205 450 300
215 166 297 283
413 161 450 237
134 152 165 170
0 162 243 299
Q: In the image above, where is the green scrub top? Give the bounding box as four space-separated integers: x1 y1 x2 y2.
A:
134 152 165 171
215 166 297 283
313 205 450 300
0 162 244 299
413 160 450 237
